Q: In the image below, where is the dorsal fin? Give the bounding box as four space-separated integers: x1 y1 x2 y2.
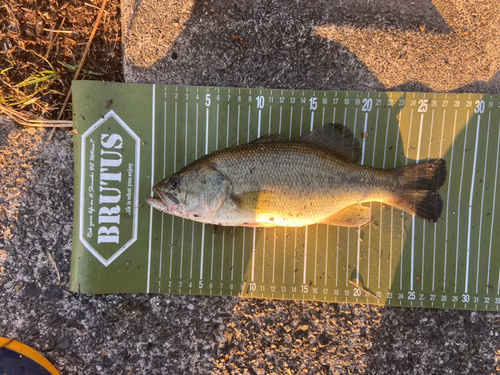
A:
250 134 287 144
298 123 362 163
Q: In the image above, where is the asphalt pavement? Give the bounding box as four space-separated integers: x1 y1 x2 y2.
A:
1 0 500 373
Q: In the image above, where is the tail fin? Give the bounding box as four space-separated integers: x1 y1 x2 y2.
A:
391 159 447 222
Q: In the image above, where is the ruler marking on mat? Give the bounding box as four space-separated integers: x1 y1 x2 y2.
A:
293 228 297 286
251 227 256 283
368 107 380 290
314 224 319 286
455 109 469 294
303 226 308 285
465 113 481 294
147 84 156 293
393 95 401 292
344 106 349 290
444 108 457 293
476 111 491 295
488 118 500 295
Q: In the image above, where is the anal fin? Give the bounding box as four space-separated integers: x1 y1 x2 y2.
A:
321 205 371 227
241 222 277 228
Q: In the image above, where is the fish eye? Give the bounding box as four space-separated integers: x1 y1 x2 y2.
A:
168 177 180 190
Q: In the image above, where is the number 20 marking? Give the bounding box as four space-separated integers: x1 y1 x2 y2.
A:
362 98 372 112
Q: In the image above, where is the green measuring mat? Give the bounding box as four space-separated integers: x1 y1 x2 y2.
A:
70 81 500 311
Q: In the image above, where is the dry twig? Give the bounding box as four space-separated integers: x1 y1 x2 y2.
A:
348 280 380 300
45 16 67 58
48 253 61 284
0 103 72 128
357 220 374 231
43 28 75 34
57 0 109 121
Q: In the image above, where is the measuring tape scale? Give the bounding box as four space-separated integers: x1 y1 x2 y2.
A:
146 85 500 311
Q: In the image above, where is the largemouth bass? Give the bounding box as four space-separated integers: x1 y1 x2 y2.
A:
147 123 446 227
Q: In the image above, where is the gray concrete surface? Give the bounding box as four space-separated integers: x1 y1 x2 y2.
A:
1 0 500 374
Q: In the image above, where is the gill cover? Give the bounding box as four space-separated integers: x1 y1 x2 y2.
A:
155 165 231 220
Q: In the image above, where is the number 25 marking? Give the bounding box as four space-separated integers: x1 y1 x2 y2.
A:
418 99 428 113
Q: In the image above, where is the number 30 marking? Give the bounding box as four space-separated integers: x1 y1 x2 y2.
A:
475 100 485 114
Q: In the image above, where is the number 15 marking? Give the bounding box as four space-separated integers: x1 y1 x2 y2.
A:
309 97 317 110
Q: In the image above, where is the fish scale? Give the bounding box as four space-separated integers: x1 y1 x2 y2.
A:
204 142 398 226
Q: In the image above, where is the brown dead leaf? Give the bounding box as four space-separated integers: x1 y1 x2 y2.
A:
231 34 252 48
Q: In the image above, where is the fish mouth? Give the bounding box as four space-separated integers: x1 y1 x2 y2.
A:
153 187 179 205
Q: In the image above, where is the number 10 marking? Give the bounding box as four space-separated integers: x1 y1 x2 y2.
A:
256 95 265 109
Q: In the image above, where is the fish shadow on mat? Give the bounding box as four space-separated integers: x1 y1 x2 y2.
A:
383 87 500 314
362 83 500 372
390 92 498 310
348 89 497 311
331 87 498 313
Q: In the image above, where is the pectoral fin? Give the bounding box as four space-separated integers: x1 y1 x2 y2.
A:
321 205 371 227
